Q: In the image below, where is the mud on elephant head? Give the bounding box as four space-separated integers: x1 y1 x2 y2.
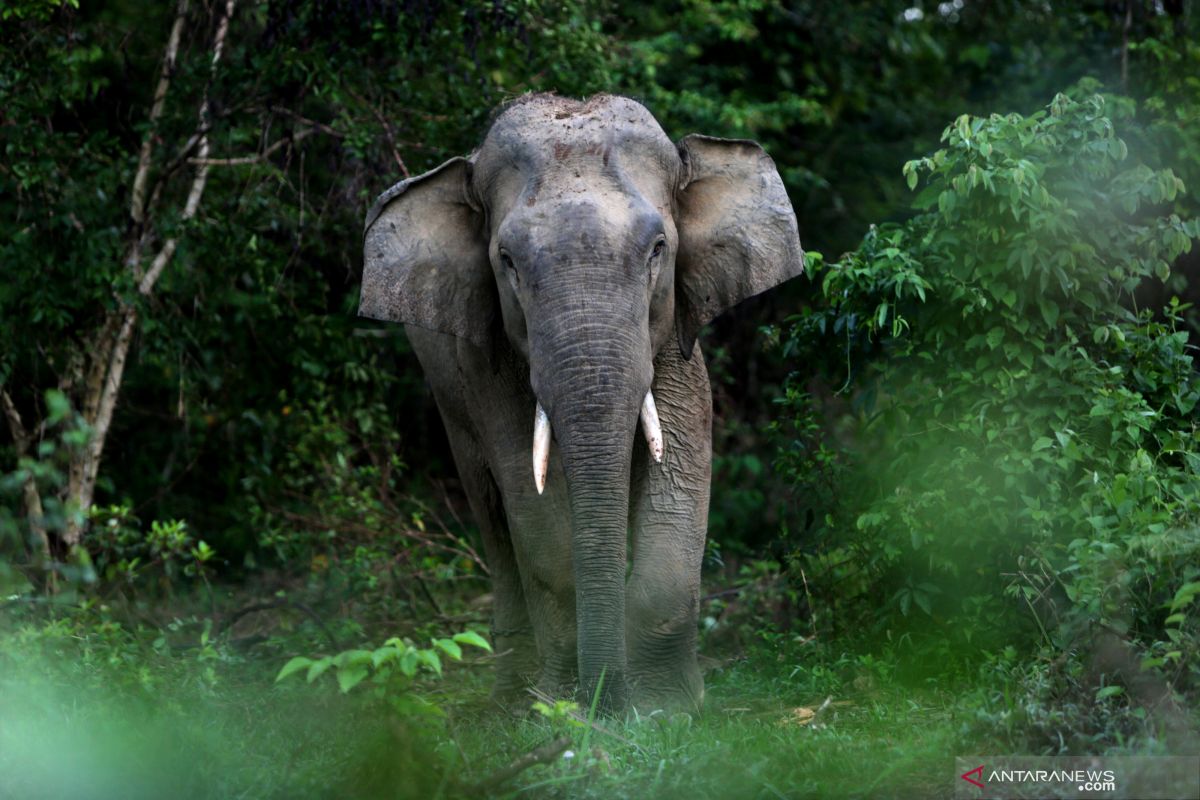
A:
360 94 803 714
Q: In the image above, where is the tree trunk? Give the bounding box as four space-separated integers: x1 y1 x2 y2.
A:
57 0 236 548
0 388 52 578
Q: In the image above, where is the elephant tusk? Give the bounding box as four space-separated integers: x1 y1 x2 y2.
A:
640 391 664 464
532 402 552 495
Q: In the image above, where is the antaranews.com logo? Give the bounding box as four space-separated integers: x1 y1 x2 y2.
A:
954 756 1199 799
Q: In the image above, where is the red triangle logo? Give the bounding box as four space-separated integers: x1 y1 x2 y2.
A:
961 765 985 789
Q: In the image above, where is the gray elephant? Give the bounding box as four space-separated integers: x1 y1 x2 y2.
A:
359 94 803 713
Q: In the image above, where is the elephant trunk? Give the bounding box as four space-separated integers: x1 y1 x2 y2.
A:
532 320 652 713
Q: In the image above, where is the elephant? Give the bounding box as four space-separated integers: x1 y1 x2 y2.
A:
359 93 803 714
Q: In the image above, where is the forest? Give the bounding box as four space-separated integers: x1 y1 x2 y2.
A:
2 0 1199 797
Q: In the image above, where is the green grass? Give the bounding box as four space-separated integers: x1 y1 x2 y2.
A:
453 661 975 800
1 597 1190 799
0 614 998 800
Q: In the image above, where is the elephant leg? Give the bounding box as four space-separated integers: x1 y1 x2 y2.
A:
452 341 579 705
439 423 541 709
499 450 579 700
626 343 711 713
408 329 541 708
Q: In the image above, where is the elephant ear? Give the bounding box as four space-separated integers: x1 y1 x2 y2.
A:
360 157 494 349
673 134 804 357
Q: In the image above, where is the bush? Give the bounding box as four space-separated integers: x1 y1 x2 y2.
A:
776 92 1200 702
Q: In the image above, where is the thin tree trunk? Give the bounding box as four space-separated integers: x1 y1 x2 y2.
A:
61 0 237 547
1120 1 1134 92
1 388 53 583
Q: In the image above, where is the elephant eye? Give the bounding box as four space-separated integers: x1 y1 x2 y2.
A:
500 251 520 290
649 239 665 261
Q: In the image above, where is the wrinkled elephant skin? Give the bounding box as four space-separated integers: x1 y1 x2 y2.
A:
360 94 803 714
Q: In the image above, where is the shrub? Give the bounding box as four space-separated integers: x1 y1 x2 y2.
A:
776 92 1200 699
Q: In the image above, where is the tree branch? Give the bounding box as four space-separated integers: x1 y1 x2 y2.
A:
0 387 30 454
348 87 410 177
130 0 190 227
137 0 236 298
1121 1 1133 92
469 737 571 793
186 126 318 166
66 0 238 547
267 106 344 139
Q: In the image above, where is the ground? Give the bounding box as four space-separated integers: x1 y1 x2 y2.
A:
2 574 1190 799
0 602 996 800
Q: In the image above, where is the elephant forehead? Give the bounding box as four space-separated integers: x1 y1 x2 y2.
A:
506 192 662 246
476 94 678 183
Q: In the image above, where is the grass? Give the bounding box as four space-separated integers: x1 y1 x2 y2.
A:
0 610 997 800
453 660 976 799
0 588 1191 799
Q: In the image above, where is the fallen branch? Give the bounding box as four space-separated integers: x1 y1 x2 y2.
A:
469 736 571 793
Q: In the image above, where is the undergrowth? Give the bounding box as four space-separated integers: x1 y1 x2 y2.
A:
2 577 1192 800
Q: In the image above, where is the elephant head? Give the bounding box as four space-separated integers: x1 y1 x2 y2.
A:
360 94 802 710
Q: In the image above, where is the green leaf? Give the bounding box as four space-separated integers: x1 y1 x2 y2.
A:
399 648 419 678
913 590 932 615
371 647 397 669
912 185 940 210
416 649 443 676
1095 685 1124 700
1038 299 1059 328
1170 582 1200 612
333 649 372 668
44 389 71 424
306 657 333 684
432 638 463 661
275 656 312 683
337 666 369 693
452 631 493 653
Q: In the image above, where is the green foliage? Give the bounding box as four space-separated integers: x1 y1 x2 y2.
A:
88 505 216 587
0 0 622 575
0 389 90 588
3 1 1200 779
777 92 1200 708
5 0 1198 592
531 696 586 728
613 0 1147 254
0 621 985 800
276 629 492 716
609 1 1200 551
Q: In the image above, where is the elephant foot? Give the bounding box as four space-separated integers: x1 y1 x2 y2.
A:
489 631 539 712
533 674 578 706
628 663 705 716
